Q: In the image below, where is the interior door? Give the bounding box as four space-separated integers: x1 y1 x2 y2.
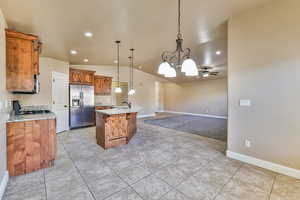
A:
52 72 69 133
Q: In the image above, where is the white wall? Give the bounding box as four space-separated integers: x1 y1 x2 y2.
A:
0 8 11 197
163 78 228 117
15 57 69 108
228 0 300 170
71 65 166 116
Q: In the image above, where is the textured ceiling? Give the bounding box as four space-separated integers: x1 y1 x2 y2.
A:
0 0 273 82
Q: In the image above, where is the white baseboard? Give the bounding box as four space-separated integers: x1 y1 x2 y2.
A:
0 171 9 200
137 114 156 119
227 151 300 179
162 110 228 119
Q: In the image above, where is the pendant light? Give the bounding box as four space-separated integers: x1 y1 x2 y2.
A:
128 48 136 95
158 0 198 77
114 41 122 93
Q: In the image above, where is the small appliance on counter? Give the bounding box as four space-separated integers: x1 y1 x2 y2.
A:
12 100 22 115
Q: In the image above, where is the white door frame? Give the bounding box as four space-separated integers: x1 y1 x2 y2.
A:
52 71 69 133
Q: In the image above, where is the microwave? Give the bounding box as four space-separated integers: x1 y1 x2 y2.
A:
12 75 40 94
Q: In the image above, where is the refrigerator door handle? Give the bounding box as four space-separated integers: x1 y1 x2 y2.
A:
80 91 83 109
81 91 84 108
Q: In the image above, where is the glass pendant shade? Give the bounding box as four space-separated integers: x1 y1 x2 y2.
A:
158 62 171 75
181 58 198 75
128 89 136 95
115 87 122 93
164 67 176 78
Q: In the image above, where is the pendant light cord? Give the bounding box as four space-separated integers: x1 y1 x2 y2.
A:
130 49 134 90
116 41 120 88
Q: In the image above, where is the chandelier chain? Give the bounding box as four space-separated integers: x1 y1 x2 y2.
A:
178 0 181 35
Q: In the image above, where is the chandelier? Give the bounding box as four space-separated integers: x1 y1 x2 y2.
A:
158 0 198 78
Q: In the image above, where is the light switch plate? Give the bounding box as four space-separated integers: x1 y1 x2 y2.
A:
240 99 251 107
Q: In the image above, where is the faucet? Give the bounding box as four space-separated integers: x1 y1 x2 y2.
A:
122 101 132 109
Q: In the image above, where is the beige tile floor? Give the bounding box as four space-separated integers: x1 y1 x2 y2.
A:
3 119 300 200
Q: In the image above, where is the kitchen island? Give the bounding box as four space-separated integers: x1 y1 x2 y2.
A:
96 107 139 149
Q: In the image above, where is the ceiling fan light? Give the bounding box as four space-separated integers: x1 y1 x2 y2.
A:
165 67 176 78
128 89 136 95
202 73 209 78
158 62 171 75
115 87 122 93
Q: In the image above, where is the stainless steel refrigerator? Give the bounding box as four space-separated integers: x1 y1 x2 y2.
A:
70 84 95 129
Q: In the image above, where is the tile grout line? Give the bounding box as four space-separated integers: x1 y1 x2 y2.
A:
60 140 97 200
43 169 48 200
268 174 277 200
101 161 147 200
212 163 244 200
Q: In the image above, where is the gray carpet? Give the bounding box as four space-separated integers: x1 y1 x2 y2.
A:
144 115 227 141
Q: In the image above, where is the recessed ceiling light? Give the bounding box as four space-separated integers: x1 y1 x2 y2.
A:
84 32 93 37
216 51 221 55
83 59 89 63
113 60 118 64
70 50 78 55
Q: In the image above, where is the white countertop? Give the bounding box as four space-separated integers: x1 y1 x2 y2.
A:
96 107 140 115
7 113 56 123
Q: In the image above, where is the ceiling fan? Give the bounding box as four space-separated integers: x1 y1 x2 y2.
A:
198 66 219 78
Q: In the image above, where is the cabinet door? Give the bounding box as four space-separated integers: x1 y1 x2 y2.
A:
70 70 82 84
95 76 105 94
104 78 112 94
82 72 94 85
107 114 127 140
6 37 34 92
95 76 112 95
32 40 41 75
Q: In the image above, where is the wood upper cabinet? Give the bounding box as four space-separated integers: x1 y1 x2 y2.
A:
6 29 41 92
69 68 95 85
94 75 112 95
82 71 95 85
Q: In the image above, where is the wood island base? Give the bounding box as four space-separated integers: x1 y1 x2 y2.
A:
96 112 137 149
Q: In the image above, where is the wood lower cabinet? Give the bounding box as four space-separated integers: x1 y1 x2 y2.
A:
69 68 95 85
127 112 137 141
6 29 41 92
96 112 137 149
7 119 57 176
94 75 112 95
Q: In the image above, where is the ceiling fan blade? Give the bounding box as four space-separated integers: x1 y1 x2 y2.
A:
210 72 219 76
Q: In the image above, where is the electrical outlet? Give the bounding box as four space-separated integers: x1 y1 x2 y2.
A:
245 140 251 148
205 109 209 113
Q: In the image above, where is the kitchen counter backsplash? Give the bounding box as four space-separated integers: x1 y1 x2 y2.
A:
95 95 113 105
21 105 50 111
